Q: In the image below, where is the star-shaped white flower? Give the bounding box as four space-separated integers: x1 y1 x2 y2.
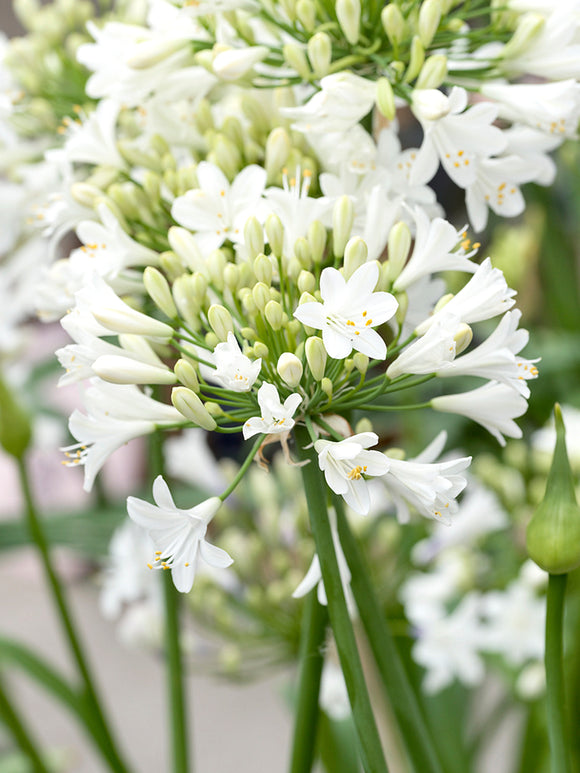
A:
294 262 398 360
199 332 261 392
315 432 390 515
127 476 233 593
242 382 302 439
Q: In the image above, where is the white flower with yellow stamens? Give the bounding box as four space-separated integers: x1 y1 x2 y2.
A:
199 332 261 392
294 262 398 360
315 432 390 515
242 382 302 439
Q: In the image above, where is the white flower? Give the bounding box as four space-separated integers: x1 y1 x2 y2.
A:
431 381 528 446
242 382 302 439
294 262 398 360
293 507 356 616
171 162 267 253
386 314 460 380
436 310 539 397
415 258 516 335
281 72 377 134
56 100 125 169
127 476 233 593
199 332 261 391
63 380 185 491
410 87 506 189
314 432 390 515
213 46 269 80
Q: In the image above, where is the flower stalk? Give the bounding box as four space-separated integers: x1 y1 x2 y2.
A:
0 676 51 773
545 573 572 773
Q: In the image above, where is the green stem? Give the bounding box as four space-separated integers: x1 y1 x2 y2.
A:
545 573 572 773
289 591 329 773
164 573 191 773
0 676 51 773
220 434 264 501
16 456 131 773
295 425 389 773
334 499 444 773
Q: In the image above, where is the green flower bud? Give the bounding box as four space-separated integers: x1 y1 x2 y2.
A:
173 276 201 330
385 221 411 282
527 405 580 574
454 323 473 355
305 336 327 381
210 134 241 180
376 77 396 121
283 43 311 80
143 267 178 319
241 94 271 133
298 270 316 295
168 226 205 273
294 237 312 269
205 401 226 418
205 331 219 348
244 217 264 260
207 250 228 290
381 4 406 47
239 288 257 315
343 237 368 279
355 418 374 434
264 300 286 330
254 342 269 359
222 116 244 149
296 0 316 32
332 196 354 259
254 253 273 285
404 36 425 83
265 128 291 181
277 352 304 387
159 251 184 282
503 12 544 58
265 214 284 257
308 220 327 264
70 182 102 209
252 282 271 311
0 375 32 459
308 32 332 78
395 291 408 325
224 263 241 292
353 352 369 374
174 359 200 393
418 0 442 48
208 304 234 341
321 377 333 399
336 0 361 44
240 327 257 341
415 54 448 90
434 292 454 312
171 387 217 431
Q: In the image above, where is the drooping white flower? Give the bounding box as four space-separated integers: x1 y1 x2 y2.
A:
386 314 460 380
63 380 185 491
314 432 390 515
294 262 398 360
436 310 539 397
199 332 261 392
242 382 302 439
415 258 516 335
431 381 528 446
127 475 233 593
171 162 267 253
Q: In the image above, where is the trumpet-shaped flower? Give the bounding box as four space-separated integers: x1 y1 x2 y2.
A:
386 314 460 380
199 332 261 392
315 432 390 515
294 262 398 360
242 383 302 439
127 476 233 593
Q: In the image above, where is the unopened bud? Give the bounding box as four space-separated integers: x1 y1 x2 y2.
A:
265 128 291 180
266 300 287 331
254 342 269 359
321 377 333 398
333 196 354 259
70 182 102 208
294 237 312 269
208 304 234 341
305 336 327 381
253 254 272 285
418 0 442 48
224 263 241 292
171 387 217 431
343 237 368 279
144 267 178 319
159 251 184 282
434 292 454 313
173 276 201 329
336 0 361 44
277 352 304 387
242 217 263 260
207 250 228 291
174 359 200 392
308 32 332 78
283 43 311 80
387 221 412 284
205 402 226 418
308 220 327 264
404 36 425 83
355 418 374 434
376 77 396 121
415 54 448 90
265 214 284 257
454 323 473 355
0 375 31 459
93 355 176 385
381 4 406 47
298 270 316 294
252 282 271 311
296 0 316 32
353 352 369 374
127 38 186 69
503 12 544 59
168 227 206 274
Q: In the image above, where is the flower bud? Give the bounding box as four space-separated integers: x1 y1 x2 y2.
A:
160 251 185 282
294 237 312 269
265 214 284 257
244 217 264 260
213 45 269 80
205 402 226 418
298 270 316 294
305 336 327 381
526 405 580 574
173 276 201 329
344 358 355 374
209 135 242 180
415 54 448 90
252 282 271 311
174 359 200 393
343 237 368 279
353 352 369 374
283 43 311 80
265 128 291 181
454 323 473 355
503 12 544 59
265 300 285 330
418 0 442 48
171 387 217 431
93 355 177 385
207 250 228 291
434 292 454 313
143 267 178 319
208 304 234 341
0 375 32 459
308 32 332 78
355 418 374 434
70 182 102 208
224 263 241 292
254 342 269 359
321 377 333 399
404 36 425 83
385 221 411 283
336 0 361 44
381 4 406 47
252 253 271 285
376 77 396 121
332 196 354 259
127 39 186 69
277 352 304 387
296 0 316 31
168 227 206 274
308 220 327 264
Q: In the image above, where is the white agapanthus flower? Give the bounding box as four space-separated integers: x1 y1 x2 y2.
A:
51 100 125 169
294 262 398 360
242 382 302 439
386 314 461 380
199 332 261 392
127 475 233 593
171 162 267 253
314 432 390 515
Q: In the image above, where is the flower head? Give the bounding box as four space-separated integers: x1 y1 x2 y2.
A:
243 382 302 439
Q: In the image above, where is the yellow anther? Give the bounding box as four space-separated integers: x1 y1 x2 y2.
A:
347 465 363 480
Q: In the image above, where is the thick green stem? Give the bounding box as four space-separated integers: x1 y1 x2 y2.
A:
0 676 51 773
289 590 328 773
545 573 571 773
163 573 191 773
334 499 444 773
16 456 130 773
295 425 389 773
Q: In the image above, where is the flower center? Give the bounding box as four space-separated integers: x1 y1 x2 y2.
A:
347 464 367 480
